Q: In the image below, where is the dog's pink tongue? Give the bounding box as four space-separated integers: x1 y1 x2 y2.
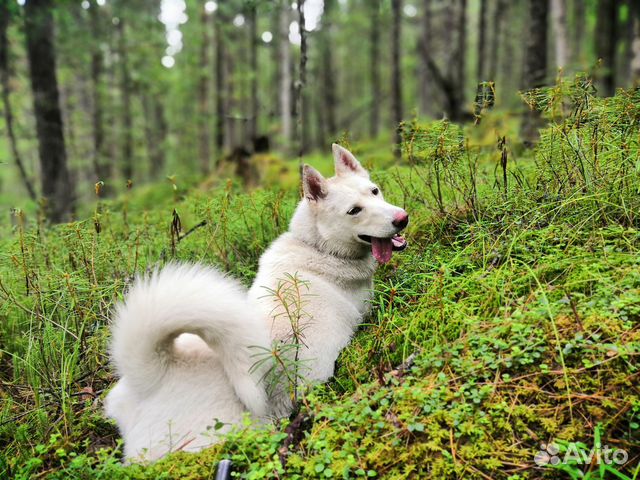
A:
371 237 393 264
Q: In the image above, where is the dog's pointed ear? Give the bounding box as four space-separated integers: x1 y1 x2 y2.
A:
302 164 328 201
332 144 369 178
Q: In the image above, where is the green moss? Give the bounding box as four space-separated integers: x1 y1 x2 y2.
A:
2 80 640 479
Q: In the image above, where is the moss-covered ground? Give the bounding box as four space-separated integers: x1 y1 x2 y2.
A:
1 78 639 479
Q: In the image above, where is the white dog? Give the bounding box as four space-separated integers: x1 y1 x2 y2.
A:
104 145 409 462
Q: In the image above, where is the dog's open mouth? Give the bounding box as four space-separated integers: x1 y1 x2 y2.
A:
358 234 408 264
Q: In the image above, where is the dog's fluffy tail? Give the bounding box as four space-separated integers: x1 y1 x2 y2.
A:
109 263 270 416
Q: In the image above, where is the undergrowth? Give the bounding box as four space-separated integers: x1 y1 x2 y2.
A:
1 76 639 478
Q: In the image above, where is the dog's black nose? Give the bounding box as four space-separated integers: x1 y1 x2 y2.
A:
392 211 409 229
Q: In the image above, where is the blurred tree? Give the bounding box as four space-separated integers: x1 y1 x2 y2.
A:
248 0 258 145
270 3 280 124
521 0 549 144
571 0 585 64
476 0 487 82
88 1 111 195
621 0 634 86
391 0 402 158
0 0 36 201
522 0 550 83
131 0 168 179
142 95 167 176
369 0 381 137
418 0 431 116
296 0 309 156
500 0 518 96
116 17 133 180
422 0 467 121
456 0 466 110
24 0 74 222
632 0 640 86
199 4 211 174
320 0 337 139
214 5 225 154
595 0 618 96
224 21 237 150
278 0 292 152
551 0 568 70
487 0 507 82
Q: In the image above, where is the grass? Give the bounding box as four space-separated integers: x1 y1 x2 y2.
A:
1 77 639 479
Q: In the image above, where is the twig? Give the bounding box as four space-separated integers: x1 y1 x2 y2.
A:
179 219 208 242
158 219 208 262
278 411 309 468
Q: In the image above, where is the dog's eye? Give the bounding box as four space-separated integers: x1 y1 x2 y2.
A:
371 187 379 196
347 207 362 215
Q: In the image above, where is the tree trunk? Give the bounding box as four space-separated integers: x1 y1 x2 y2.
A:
314 68 326 148
0 1 37 201
571 0 585 65
320 0 337 138
551 0 569 70
142 94 166 176
418 0 431 116
117 19 133 180
476 0 487 81
279 0 292 151
24 0 74 222
153 99 167 173
456 0 467 114
60 83 77 164
199 7 210 174
631 0 640 86
622 0 634 86
595 0 618 96
369 0 381 136
270 6 280 123
391 0 403 158
297 0 309 155
214 9 225 154
224 35 236 150
522 0 549 90
487 0 507 82
235 16 248 148
248 3 258 144
521 0 549 144
88 2 111 195
433 0 466 121
431 0 465 122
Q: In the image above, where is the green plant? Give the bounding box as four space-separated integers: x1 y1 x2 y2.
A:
252 273 313 407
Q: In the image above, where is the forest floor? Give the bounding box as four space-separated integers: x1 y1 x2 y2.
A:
1 80 640 479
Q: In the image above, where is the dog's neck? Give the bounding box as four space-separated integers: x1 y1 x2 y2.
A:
289 201 371 261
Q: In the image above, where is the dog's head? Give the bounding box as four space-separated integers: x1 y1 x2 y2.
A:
297 144 408 263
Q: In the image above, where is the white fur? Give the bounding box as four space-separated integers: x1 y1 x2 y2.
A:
104 264 269 461
104 144 408 462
